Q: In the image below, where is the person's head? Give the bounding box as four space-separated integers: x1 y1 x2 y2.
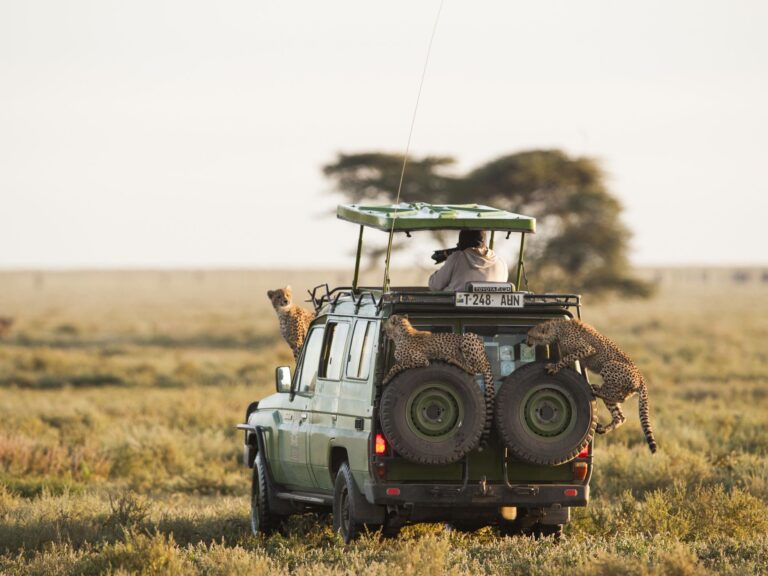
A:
457 230 486 250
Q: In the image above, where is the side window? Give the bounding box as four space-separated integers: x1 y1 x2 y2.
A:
297 327 325 394
346 320 376 380
318 322 350 381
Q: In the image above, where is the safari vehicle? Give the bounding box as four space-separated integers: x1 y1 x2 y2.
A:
238 203 596 542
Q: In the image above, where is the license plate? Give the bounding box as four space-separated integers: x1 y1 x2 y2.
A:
455 292 525 308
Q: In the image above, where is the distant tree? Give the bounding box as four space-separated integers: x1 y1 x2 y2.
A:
323 149 653 298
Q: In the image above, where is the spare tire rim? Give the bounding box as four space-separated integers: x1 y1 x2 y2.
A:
520 384 575 437
405 381 464 441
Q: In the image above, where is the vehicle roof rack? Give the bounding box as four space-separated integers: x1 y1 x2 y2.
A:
384 291 582 319
382 290 580 307
308 284 381 313
308 285 581 318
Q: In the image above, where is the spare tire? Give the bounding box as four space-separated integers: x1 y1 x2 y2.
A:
495 362 596 466
380 362 486 465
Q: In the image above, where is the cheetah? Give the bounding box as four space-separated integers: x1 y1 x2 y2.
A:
0 316 13 338
0 317 13 339
267 286 315 360
383 314 495 444
527 318 657 453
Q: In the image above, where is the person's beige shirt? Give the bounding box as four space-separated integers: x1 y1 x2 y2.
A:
428 247 508 292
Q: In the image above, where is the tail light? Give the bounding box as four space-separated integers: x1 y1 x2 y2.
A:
374 433 387 455
572 461 588 481
572 443 590 481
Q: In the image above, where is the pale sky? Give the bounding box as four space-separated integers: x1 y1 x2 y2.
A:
1 1 766 269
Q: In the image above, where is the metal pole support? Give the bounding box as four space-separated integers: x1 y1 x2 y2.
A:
383 227 395 293
516 233 526 289
353 225 364 290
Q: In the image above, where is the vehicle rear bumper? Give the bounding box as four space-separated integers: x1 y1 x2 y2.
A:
363 481 588 508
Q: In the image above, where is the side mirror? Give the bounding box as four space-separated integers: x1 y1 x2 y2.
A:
275 366 291 393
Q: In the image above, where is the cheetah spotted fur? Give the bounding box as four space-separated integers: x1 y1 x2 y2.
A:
527 318 657 453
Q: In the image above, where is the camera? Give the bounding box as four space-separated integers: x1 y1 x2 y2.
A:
431 247 460 264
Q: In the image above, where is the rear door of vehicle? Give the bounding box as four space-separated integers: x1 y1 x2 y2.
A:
337 318 378 489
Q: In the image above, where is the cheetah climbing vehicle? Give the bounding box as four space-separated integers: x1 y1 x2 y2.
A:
238 203 596 542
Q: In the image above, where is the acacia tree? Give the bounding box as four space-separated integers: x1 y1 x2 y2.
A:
323 149 653 298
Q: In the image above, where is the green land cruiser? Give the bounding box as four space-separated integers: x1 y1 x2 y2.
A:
238 203 596 542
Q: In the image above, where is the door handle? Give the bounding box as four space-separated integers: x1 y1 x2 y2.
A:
299 413 308 423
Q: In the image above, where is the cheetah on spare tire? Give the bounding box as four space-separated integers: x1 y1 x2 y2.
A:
527 318 658 453
382 314 495 445
267 286 315 360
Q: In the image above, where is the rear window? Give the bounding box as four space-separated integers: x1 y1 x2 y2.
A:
464 325 557 385
383 322 454 371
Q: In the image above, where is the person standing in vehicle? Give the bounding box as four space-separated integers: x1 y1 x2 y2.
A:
428 230 508 291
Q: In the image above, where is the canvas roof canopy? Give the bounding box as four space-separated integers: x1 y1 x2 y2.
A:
337 203 536 233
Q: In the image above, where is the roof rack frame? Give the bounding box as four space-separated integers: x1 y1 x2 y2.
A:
308 284 380 314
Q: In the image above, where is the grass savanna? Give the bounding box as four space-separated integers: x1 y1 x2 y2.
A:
0 269 767 575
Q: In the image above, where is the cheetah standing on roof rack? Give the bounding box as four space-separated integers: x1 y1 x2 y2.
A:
526 318 658 453
267 286 315 360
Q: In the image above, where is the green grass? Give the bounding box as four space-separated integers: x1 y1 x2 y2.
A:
0 270 766 575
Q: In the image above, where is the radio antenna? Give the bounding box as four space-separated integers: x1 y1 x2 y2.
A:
382 0 445 293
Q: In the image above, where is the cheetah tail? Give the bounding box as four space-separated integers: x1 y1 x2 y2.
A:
638 385 658 454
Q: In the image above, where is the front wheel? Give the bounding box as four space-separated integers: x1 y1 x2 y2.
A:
251 452 283 536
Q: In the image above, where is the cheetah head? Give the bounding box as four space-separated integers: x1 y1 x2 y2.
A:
384 314 411 339
526 320 561 346
267 286 292 310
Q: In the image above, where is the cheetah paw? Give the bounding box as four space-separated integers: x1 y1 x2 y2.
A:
545 363 560 375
